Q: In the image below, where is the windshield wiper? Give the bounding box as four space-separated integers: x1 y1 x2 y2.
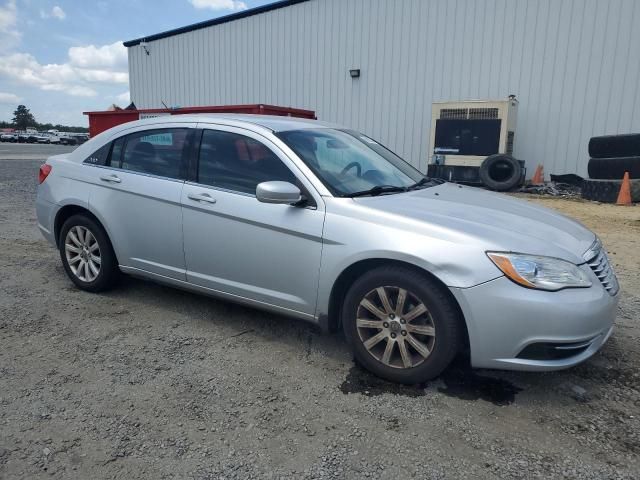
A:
342 185 408 198
407 176 445 190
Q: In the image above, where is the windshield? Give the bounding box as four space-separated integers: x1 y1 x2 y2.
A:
276 129 425 196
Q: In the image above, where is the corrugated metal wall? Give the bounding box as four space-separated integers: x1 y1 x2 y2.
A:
128 0 640 176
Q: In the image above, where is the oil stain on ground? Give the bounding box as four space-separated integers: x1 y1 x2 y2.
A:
438 361 523 406
340 364 427 397
340 360 522 405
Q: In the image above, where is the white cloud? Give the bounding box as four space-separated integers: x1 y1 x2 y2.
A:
0 0 20 51
0 42 129 98
40 5 67 20
42 84 97 97
0 91 21 104
51 5 65 20
115 91 130 104
189 0 247 12
69 41 127 69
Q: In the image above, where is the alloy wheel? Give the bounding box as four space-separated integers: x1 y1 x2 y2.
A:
65 226 101 282
356 286 436 369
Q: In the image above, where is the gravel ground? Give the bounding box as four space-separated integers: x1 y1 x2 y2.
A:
1 150 639 479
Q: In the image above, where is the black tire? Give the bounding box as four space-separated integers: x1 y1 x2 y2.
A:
589 133 640 159
342 266 462 384
581 178 640 203
479 154 523 191
587 156 640 180
59 214 119 292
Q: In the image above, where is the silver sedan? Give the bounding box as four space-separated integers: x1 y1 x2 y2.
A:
36 115 619 384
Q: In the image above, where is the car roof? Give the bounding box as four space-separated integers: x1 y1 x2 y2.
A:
116 114 342 134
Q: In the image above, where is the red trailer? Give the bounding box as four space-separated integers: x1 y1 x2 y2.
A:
83 104 316 138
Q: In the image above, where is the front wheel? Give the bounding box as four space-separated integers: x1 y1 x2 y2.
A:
59 214 119 292
342 266 462 384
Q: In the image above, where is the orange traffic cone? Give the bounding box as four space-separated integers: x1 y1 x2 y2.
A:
616 172 632 206
531 165 544 185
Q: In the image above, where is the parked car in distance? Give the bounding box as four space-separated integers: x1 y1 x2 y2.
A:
58 135 77 145
0 132 18 142
73 133 89 144
18 133 34 143
35 115 619 383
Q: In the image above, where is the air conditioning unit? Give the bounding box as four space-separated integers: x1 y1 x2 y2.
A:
427 96 525 191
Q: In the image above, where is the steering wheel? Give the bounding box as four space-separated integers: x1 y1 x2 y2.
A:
341 161 362 177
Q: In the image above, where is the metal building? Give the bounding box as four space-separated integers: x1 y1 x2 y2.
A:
124 0 640 177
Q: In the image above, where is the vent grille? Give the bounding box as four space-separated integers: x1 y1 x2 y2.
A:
585 243 619 296
468 107 499 119
440 108 467 120
506 131 515 154
440 107 501 120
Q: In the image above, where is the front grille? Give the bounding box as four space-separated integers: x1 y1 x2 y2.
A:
584 240 619 296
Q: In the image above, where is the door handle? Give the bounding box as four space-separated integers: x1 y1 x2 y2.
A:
187 193 217 204
100 174 122 183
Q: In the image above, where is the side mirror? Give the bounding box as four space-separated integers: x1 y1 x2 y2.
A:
256 181 303 205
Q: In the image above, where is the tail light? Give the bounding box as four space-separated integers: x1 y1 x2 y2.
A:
38 164 52 184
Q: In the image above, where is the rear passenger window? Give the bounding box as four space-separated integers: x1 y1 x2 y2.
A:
119 128 189 179
198 130 297 195
83 143 111 166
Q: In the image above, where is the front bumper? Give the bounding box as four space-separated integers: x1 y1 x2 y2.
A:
451 275 619 371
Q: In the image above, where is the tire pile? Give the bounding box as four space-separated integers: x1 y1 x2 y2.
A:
582 134 640 203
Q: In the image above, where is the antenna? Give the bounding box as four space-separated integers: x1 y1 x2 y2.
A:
161 100 169 110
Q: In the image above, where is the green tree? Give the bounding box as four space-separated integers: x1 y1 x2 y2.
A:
12 105 36 130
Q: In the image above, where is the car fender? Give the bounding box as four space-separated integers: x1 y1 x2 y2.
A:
314 247 502 321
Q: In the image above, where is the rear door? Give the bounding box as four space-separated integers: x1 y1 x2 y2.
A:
85 124 196 280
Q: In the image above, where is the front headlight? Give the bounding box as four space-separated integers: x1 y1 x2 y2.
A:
487 252 592 291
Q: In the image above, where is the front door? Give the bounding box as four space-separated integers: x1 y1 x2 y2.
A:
181 127 324 316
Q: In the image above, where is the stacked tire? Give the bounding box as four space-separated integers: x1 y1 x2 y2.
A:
583 134 640 203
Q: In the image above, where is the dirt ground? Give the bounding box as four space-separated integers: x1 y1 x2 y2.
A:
1 152 639 479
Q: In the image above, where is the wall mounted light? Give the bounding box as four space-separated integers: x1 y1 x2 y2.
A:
349 69 361 78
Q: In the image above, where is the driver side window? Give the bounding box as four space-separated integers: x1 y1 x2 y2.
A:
198 130 298 195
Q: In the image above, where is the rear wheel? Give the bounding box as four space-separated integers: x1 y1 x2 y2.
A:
59 214 119 292
342 266 462 384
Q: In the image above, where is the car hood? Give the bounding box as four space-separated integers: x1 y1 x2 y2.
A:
352 183 595 263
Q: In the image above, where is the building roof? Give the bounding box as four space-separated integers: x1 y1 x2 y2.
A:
123 0 311 47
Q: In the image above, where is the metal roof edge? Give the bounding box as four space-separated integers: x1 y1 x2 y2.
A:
123 0 311 47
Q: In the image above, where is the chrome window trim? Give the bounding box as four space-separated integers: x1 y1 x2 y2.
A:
184 180 254 198
82 163 187 184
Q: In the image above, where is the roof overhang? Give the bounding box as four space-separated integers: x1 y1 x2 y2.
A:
123 0 311 47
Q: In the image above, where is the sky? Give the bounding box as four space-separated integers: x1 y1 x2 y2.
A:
0 0 275 127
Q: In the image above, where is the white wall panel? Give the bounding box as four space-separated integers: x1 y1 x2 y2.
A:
128 0 640 176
